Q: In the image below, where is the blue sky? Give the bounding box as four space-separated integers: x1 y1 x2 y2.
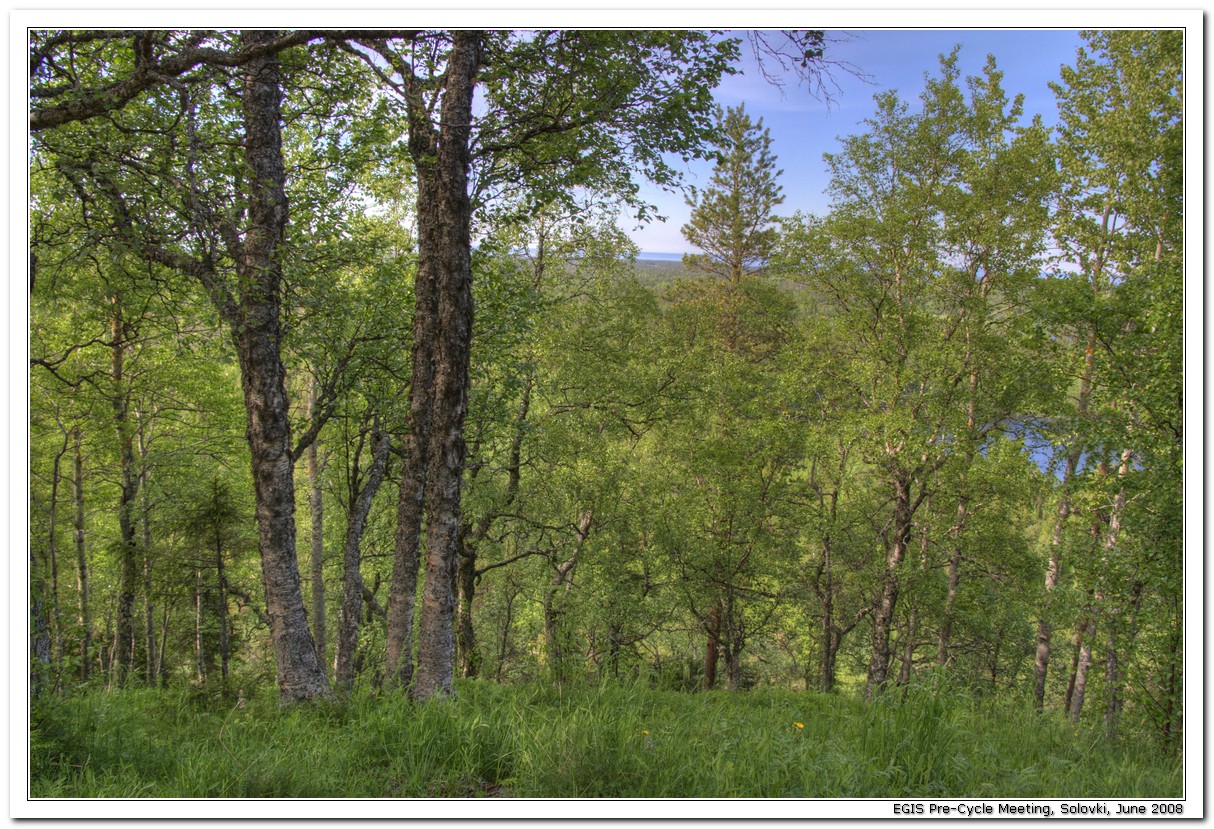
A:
629 29 1088 255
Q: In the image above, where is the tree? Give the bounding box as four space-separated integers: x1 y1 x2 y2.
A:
780 51 1053 698
29 29 392 701
346 29 822 699
31 26 843 703
1040 30 1183 735
683 104 784 285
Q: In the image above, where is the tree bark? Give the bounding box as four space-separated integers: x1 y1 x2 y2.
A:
137 412 155 685
307 379 327 667
719 592 745 691
194 568 206 683
156 604 169 686
897 610 916 689
215 525 229 685
1069 618 1095 723
456 540 480 679
703 603 722 690
334 426 390 691
494 583 518 683
385 437 424 690
937 539 962 669
109 296 139 687
73 427 90 682
819 548 836 693
232 29 330 702
31 549 53 698
867 473 912 699
382 30 448 692
410 31 482 702
46 418 70 686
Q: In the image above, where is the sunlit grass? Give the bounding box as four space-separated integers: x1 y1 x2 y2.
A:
30 680 1181 798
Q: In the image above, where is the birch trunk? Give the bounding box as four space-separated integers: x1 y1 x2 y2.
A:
233 29 330 701
410 32 482 702
867 474 913 698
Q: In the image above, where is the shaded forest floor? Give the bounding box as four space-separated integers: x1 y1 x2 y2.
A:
30 680 1180 799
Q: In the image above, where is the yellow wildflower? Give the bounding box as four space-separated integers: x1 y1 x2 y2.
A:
794 722 805 729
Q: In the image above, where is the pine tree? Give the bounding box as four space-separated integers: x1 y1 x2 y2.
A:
682 104 785 287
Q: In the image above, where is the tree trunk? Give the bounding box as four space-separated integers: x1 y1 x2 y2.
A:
494 583 518 683
1103 637 1120 738
231 29 330 702
410 31 482 702
194 568 206 684
937 544 961 669
385 440 423 690
109 297 139 687
156 604 169 687
31 549 53 698
724 639 743 691
334 427 390 691
73 428 90 682
867 473 912 699
703 603 721 691
542 580 564 683
1160 593 1182 752
544 510 592 685
1069 618 1094 723
456 542 480 678
307 379 326 667
216 527 229 685
819 541 835 693
1096 448 1133 736
897 610 916 689
138 414 155 685
143 554 155 684
1034 445 1080 709
1070 448 1129 724
1063 623 1081 714
1103 578 1144 741
46 421 69 687
382 29 447 692
101 602 114 683
722 594 744 691
938 367 979 669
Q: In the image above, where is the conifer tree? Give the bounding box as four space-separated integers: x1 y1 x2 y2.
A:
682 104 785 287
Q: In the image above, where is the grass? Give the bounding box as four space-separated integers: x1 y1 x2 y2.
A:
29 680 1182 799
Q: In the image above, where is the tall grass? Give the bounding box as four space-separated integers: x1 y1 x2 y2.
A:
30 680 1182 798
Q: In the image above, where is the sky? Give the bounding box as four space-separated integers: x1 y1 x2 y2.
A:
628 29 1088 256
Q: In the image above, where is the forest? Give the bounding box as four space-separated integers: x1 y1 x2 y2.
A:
27 28 1185 801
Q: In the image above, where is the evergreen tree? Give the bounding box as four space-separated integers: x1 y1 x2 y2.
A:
682 104 785 288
